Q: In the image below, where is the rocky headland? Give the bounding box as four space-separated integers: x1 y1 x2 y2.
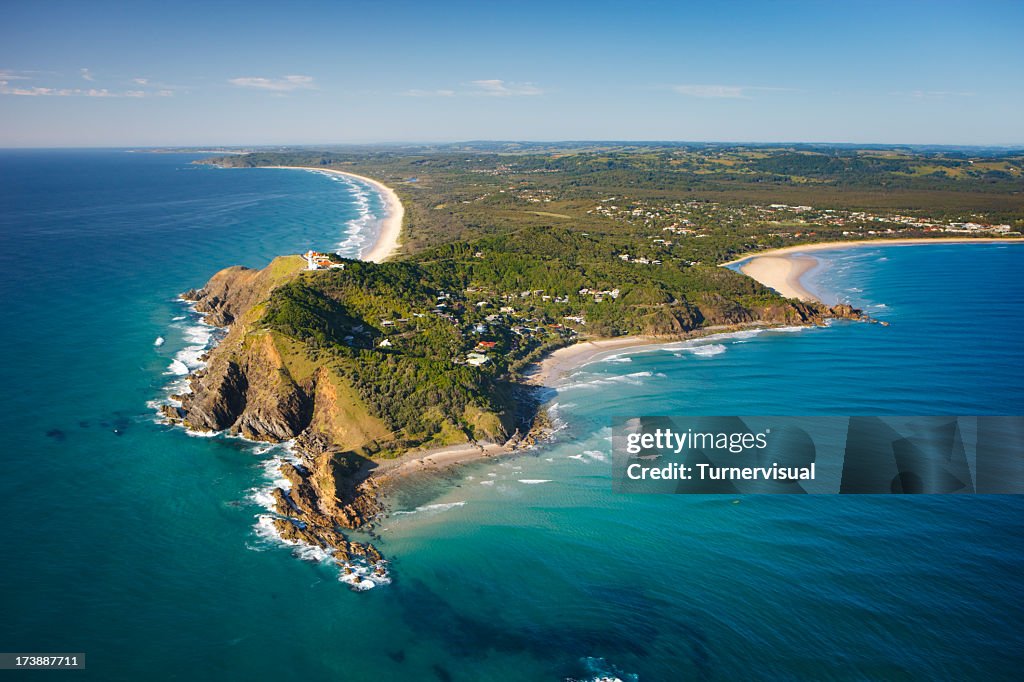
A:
159 253 865 583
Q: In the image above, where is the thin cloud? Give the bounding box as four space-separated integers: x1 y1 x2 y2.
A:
402 88 457 97
896 90 975 99
470 79 543 96
671 84 746 99
229 75 315 91
0 84 172 98
0 69 175 98
399 80 544 98
0 69 34 81
668 84 795 99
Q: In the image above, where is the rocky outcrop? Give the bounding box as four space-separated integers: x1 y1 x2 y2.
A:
638 295 865 336
182 266 262 326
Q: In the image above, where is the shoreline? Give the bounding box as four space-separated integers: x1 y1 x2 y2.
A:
264 166 404 263
719 236 1021 267
522 323 810 389
367 319 859 478
740 255 820 301
724 237 1021 303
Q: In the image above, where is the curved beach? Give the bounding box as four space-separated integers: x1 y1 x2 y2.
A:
267 166 404 262
740 255 820 301
727 237 1020 303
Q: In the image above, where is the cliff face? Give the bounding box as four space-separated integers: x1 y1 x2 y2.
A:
178 256 319 441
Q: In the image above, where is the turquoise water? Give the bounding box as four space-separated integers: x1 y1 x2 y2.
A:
1 151 1021 681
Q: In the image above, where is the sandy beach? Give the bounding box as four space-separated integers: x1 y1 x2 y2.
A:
266 166 404 262
740 255 820 301
524 337 661 386
374 441 513 481
725 237 1020 303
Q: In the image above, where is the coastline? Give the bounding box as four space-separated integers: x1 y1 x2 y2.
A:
264 166 404 263
725 237 1021 303
523 323 817 389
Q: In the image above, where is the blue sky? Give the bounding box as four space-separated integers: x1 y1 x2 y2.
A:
1 0 1022 147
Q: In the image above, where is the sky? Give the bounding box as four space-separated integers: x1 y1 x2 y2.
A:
1 0 1022 147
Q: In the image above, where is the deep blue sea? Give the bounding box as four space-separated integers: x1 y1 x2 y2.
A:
1 150 1021 681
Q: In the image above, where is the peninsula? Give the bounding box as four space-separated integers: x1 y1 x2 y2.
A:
161 144 1021 581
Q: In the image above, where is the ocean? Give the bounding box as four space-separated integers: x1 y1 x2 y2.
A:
0 150 1021 681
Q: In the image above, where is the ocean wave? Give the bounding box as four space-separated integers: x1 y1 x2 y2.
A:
518 479 552 484
165 359 190 375
181 425 220 438
392 500 467 516
685 343 727 357
152 301 224 423
671 342 729 358
557 370 662 392
318 172 382 259
154 336 165 347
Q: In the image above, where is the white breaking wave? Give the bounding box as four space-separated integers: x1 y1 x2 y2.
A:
685 343 727 357
569 450 608 463
557 370 663 393
518 479 552 484
154 336 165 347
308 170 384 259
165 359 189 375
392 501 467 516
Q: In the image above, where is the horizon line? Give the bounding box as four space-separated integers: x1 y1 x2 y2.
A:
2 139 1023 151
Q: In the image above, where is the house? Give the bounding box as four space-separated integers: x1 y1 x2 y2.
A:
378 339 392 348
475 341 498 351
466 352 490 366
304 250 345 271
